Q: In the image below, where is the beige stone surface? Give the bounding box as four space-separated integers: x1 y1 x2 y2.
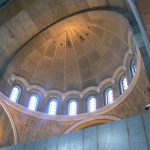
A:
0 61 149 145
4 11 129 92
0 105 14 147
104 62 150 118
0 0 150 147
0 0 128 79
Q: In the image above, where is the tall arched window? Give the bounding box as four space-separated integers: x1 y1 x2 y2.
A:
131 60 136 77
104 87 114 105
10 85 21 103
120 76 128 94
48 98 58 115
28 94 39 111
68 99 77 116
87 96 96 112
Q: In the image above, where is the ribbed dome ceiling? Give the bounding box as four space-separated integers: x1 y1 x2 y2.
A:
7 11 129 92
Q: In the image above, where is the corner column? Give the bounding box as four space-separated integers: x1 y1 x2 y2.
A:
127 0 150 82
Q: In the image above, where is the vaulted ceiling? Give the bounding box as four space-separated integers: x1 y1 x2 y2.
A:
5 11 129 91
0 0 150 148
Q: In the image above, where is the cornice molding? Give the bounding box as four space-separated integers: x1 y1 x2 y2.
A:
64 115 120 134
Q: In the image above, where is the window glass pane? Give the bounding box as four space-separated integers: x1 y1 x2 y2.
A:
121 77 128 94
10 86 21 102
105 88 114 105
88 96 96 112
48 99 57 115
131 60 136 77
123 77 128 91
28 95 39 111
68 100 77 116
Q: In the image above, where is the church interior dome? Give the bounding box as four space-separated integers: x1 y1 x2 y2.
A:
0 10 140 118
5 11 129 92
0 0 150 148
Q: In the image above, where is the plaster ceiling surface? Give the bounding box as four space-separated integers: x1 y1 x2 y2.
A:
7 11 130 92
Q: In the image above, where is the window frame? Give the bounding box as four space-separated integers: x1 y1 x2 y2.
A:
48 98 58 115
104 87 114 106
120 76 128 94
28 93 39 111
87 95 97 113
9 84 22 103
68 99 78 116
130 59 136 78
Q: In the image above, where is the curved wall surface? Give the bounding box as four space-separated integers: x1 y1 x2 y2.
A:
1 10 136 116
0 0 130 79
0 0 149 146
0 103 16 147
0 59 149 144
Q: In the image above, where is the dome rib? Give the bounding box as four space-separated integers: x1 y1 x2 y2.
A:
88 22 128 46
68 29 83 91
73 27 98 87
64 32 67 91
47 35 63 89
29 42 48 83
6 11 130 92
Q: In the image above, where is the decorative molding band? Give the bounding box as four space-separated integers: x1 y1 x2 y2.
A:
64 115 120 134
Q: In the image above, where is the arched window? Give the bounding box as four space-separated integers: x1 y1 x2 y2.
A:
131 60 136 77
68 99 77 116
48 98 58 115
104 87 114 105
87 96 96 112
120 76 128 94
28 94 39 111
10 85 21 103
